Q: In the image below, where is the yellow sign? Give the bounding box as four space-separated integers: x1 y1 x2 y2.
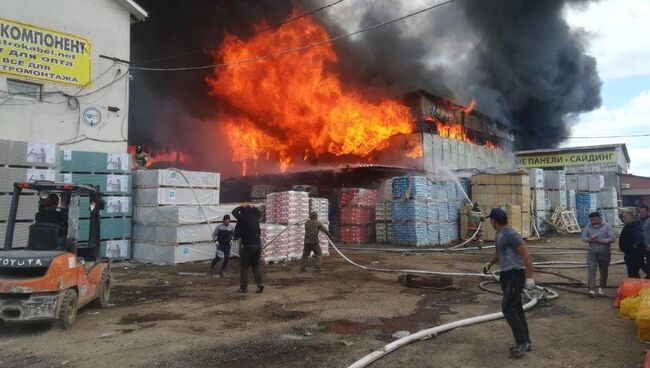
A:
516 150 617 168
0 18 91 87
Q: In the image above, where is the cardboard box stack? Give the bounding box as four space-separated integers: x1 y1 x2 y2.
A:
339 188 378 243
60 150 133 260
0 140 60 248
470 173 531 240
132 169 222 264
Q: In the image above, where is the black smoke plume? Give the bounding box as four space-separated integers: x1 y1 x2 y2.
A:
129 0 601 175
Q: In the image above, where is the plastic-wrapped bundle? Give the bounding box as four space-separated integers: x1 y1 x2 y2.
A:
449 221 460 241
375 201 392 222
457 178 471 200
427 201 438 223
382 178 394 201
376 222 389 243
427 223 440 246
276 191 310 224
286 225 307 259
438 221 453 245
252 185 276 200
600 208 622 227
431 182 449 203
391 222 430 247
265 192 279 224
391 200 428 223
436 203 450 221
340 225 375 243
340 188 379 208
318 230 331 255
443 181 457 201
309 198 329 221
392 176 432 200
447 202 461 222
261 224 289 264
576 192 598 227
340 207 375 225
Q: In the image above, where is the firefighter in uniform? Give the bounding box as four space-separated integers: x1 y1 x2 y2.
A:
467 202 484 248
301 211 332 272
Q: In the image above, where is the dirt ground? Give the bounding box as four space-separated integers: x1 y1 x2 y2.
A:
1 234 647 368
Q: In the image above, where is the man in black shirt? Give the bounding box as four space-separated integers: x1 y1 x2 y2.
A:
232 204 264 294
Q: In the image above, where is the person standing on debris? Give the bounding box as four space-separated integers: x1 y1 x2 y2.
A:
619 210 649 278
581 212 615 297
466 202 484 248
300 211 332 272
133 145 150 170
210 215 234 278
232 204 264 294
482 208 535 358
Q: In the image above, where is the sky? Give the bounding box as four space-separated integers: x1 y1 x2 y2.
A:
564 0 650 176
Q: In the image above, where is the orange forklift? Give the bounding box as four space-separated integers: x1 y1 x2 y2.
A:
0 181 111 329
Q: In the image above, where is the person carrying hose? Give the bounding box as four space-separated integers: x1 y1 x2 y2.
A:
300 211 332 272
482 208 535 358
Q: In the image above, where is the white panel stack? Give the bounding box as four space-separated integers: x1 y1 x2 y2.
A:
132 169 221 264
598 187 618 209
566 175 578 191
309 198 329 222
529 168 544 189
589 175 605 192
548 190 567 209
544 170 566 190
577 175 590 192
375 200 392 243
260 224 289 264
566 190 577 215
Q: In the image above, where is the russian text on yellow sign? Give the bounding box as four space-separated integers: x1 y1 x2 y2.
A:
0 18 91 87
516 151 617 168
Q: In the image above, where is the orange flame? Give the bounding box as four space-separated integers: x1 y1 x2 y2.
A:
206 12 413 175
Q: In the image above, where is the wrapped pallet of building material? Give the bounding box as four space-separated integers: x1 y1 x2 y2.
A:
566 190 577 214
0 221 31 249
309 198 329 221
374 201 391 222
589 175 605 192
392 200 428 223
0 195 39 221
340 207 375 225
392 176 432 200
134 169 220 189
577 175 590 192
598 187 618 209
340 225 374 244
600 209 622 227
340 188 379 207
548 190 568 209
0 167 59 192
544 170 566 190
60 150 130 173
529 168 544 189
392 222 429 246
532 189 547 212
260 224 289 264
576 193 598 227
134 204 236 225
133 242 215 264
0 140 58 168
133 188 219 206
78 217 132 241
272 191 310 225
381 178 393 201
286 226 307 259
62 173 131 194
252 185 277 200
566 174 578 191
376 222 389 243
292 185 318 197
134 224 213 244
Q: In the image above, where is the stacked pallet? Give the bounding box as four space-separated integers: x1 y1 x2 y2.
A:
598 187 621 226
132 169 222 264
576 192 598 227
309 197 331 256
339 188 378 244
528 168 550 234
375 200 392 243
470 173 531 241
265 191 311 261
0 140 60 248
60 150 132 260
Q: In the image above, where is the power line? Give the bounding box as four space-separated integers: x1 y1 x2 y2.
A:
137 0 346 65
128 0 457 72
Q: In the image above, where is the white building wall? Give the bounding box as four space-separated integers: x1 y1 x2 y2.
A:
0 0 132 153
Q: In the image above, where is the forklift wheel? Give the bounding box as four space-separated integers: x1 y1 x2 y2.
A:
58 289 78 330
92 268 111 308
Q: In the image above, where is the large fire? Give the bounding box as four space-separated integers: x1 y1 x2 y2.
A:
206 12 413 175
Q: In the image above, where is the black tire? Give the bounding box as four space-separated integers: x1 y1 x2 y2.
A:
92 268 111 308
58 289 78 330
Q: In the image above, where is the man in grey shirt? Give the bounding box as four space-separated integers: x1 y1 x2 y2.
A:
482 208 535 358
581 212 615 297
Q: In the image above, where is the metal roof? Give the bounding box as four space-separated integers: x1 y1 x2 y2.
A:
515 143 630 163
114 0 148 21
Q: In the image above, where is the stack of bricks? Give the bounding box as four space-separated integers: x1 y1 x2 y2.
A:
470 173 531 241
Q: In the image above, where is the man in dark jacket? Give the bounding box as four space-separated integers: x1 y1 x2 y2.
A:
619 209 649 278
232 204 264 294
35 194 68 238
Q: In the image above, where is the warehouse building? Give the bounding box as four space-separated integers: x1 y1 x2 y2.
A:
0 0 147 153
515 144 630 196
619 174 650 207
